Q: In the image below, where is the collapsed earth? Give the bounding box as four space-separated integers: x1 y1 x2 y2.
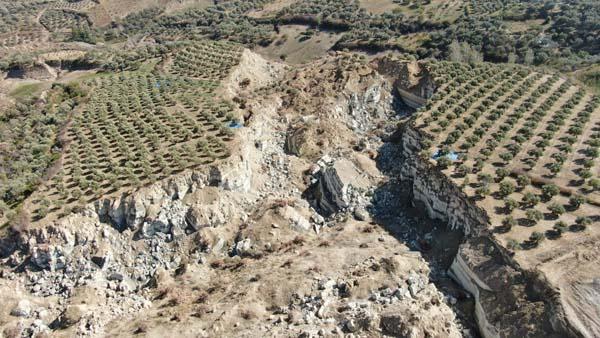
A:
0 0 599 337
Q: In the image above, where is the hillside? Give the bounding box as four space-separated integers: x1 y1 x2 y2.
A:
389 58 599 336
0 0 599 337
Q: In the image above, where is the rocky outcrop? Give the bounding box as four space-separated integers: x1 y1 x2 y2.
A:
0 163 253 335
312 157 371 216
373 57 436 109
345 83 389 132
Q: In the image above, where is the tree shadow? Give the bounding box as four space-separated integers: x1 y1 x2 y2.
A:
569 224 587 232
520 240 541 250
493 225 512 234
517 218 536 227
545 230 561 240
494 206 510 215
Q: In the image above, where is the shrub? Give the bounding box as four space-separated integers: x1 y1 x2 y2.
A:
569 194 586 209
522 192 540 208
498 181 516 197
548 202 565 217
504 197 519 212
541 184 560 199
553 221 568 234
525 209 543 224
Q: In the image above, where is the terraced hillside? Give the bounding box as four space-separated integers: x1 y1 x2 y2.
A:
409 60 599 253
39 9 91 33
2 39 243 227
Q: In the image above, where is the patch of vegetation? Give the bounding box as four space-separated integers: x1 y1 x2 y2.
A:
414 60 599 246
0 83 88 221
117 1 274 46
0 0 45 34
5 40 241 226
9 82 44 99
40 9 91 33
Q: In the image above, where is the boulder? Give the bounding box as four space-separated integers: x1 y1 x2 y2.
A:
380 313 405 336
10 300 31 317
281 206 311 232
353 207 369 221
314 158 369 215
233 238 253 257
140 201 187 238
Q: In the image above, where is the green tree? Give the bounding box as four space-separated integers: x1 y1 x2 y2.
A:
529 232 545 247
499 152 513 163
579 170 592 180
495 168 509 180
437 157 452 169
37 199 50 219
504 197 519 212
498 181 516 197
72 188 82 200
477 173 493 185
475 186 491 197
70 27 97 44
588 178 600 191
524 48 535 65
502 216 516 231
506 238 521 250
526 209 543 224
553 221 568 235
522 192 540 208
541 184 560 199
548 202 565 217
576 216 592 227
569 194 586 209
516 175 530 189
455 164 470 177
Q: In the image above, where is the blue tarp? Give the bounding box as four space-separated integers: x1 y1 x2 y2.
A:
228 121 244 129
155 80 170 88
432 150 459 161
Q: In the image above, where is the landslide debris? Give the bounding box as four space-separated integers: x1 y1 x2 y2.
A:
0 50 469 337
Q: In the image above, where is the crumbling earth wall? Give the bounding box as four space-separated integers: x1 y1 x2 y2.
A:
397 120 582 338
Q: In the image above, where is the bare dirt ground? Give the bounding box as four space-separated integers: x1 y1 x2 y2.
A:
358 0 399 15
